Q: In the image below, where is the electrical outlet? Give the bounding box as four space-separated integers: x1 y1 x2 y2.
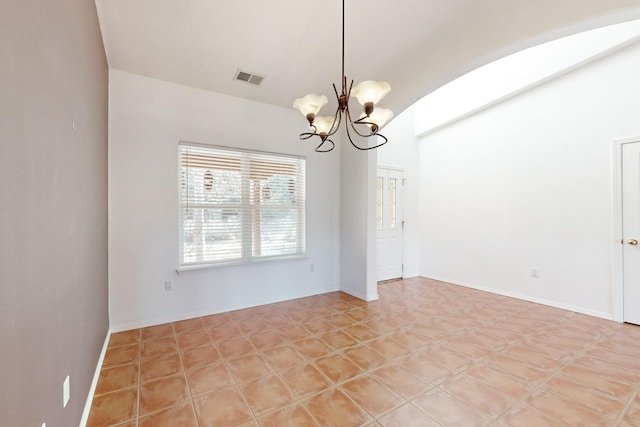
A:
63 375 70 408
530 268 540 279
165 280 173 291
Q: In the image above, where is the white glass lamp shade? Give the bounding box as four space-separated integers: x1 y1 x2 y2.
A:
313 116 335 135
360 108 394 130
293 94 328 118
352 81 391 106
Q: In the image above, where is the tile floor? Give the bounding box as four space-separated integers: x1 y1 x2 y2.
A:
87 277 640 426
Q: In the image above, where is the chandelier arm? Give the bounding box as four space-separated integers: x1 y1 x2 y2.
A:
344 117 369 151
345 106 376 138
315 137 335 153
347 123 388 150
344 108 389 150
325 108 343 137
332 83 340 101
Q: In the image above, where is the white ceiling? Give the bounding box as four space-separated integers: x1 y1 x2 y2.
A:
95 0 640 117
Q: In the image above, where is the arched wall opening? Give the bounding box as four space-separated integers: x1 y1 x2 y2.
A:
374 12 640 319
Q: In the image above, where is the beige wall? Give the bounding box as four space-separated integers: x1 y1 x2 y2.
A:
0 0 109 426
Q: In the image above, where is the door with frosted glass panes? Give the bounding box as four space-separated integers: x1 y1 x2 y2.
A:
376 168 404 281
623 141 640 325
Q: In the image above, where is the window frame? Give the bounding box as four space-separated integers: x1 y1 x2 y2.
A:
177 141 306 271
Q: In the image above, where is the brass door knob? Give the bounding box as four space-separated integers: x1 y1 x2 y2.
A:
629 239 639 246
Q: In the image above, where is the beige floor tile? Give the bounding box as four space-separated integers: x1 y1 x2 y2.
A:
193 387 253 427
140 336 177 358
344 345 387 371
226 353 273 382
344 324 381 341
316 354 364 384
304 318 337 334
248 330 285 351
541 375 627 419
138 401 197 427
281 363 332 398
377 403 441 427
173 317 204 334
398 352 455 384
341 375 403 417
261 344 305 370
368 336 411 359
258 403 319 427
186 362 236 396
140 323 174 341
95 363 138 395
177 328 211 350
412 388 490 427
140 352 182 383
201 312 232 328
463 363 531 398
87 387 137 427
238 318 271 335
103 343 139 368
371 363 432 399
485 353 549 384
294 337 333 359
139 374 190 416
320 330 359 350
556 362 635 398
304 387 372 426
181 344 220 371
108 330 140 348
441 376 513 418
240 374 296 416
277 324 313 342
208 323 242 341
497 403 563 427
218 336 255 359
524 389 611 427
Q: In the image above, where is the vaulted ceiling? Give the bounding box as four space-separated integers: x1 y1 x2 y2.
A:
95 0 640 116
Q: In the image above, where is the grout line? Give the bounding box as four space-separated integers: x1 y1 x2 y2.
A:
172 322 201 427
135 329 141 427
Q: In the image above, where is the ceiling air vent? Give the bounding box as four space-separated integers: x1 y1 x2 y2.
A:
234 70 264 86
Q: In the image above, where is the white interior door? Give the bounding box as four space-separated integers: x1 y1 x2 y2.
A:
376 168 403 281
623 141 640 325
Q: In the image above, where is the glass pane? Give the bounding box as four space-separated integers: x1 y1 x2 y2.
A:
254 207 298 257
182 207 242 263
390 178 397 229
376 177 384 229
251 174 297 206
183 168 241 205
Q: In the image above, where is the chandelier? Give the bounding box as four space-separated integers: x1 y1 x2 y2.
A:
293 0 393 153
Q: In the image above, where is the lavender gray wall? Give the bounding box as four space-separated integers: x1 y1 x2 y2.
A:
0 0 109 425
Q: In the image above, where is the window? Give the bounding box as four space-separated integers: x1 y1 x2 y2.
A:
179 142 305 268
376 176 384 230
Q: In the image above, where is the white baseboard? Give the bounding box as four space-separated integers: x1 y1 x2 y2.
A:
109 287 341 332
423 275 614 321
79 329 111 427
340 286 379 302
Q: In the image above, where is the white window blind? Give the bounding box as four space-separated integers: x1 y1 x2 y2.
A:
179 142 306 268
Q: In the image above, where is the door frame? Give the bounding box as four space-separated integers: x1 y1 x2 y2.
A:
612 136 640 322
376 164 405 280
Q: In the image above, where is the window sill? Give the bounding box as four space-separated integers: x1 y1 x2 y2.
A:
176 253 308 274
